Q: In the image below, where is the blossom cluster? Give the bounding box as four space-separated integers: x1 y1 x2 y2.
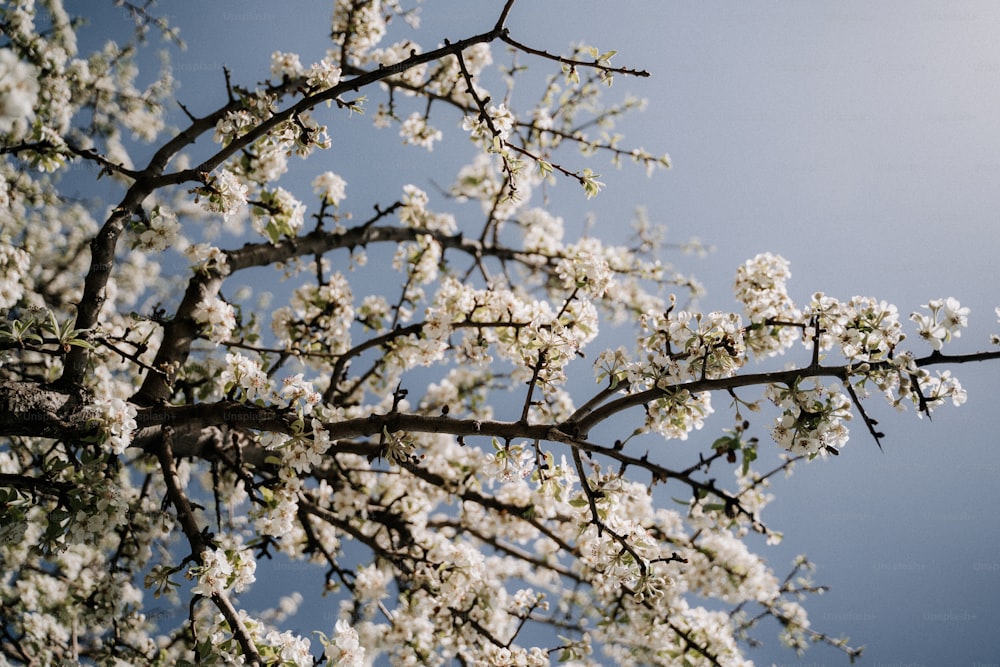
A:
94 396 138 455
198 169 249 221
252 477 301 538
0 237 30 309
270 51 304 80
483 439 535 483
312 171 347 207
767 381 852 457
452 154 524 218
365 40 426 89
0 47 40 135
910 297 969 350
185 243 229 274
556 238 615 298
322 619 366 667
130 205 182 253
463 103 516 147
638 308 747 385
213 108 258 146
220 352 270 402
192 294 237 343
190 542 256 597
425 43 493 107
807 293 903 360
734 252 801 357
331 0 388 56
273 272 356 355
252 186 306 243
423 276 599 390
399 112 443 151
305 56 342 92
397 184 457 233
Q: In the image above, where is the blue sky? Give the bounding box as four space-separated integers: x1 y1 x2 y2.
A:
69 1 1000 664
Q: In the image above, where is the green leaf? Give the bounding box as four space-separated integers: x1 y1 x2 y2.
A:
712 435 736 452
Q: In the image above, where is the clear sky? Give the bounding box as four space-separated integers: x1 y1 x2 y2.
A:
69 1 1000 664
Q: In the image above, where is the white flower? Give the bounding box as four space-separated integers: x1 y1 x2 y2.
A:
483 441 534 483
909 311 947 350
230 546 257 593
306 56 342 91
399 112 442 150
324 619 365 667
253 483 299 538
221 352 270 402
734 253 801 357
910 298 968 350
645 390 713 440
520 208 564 254
192 544 256 598
489 103 515 139
264 630 311 667
200 170 248 221
0 48 40 135
354 564 388 602
768 382 851 456
918 369 967 411
366 40 426 88
463 103 516 143
281 374 321 415
96 397 138 455
185 243 229 274
253 187 306 243
191 547 233 597
557 238 614 297
332 1 387 53
396 184 456 233
0 239 30 309
312 171 347 206
192 294 237 343
270 51 304 79
941 297 969 333
213 109 255 145
133 206 181 253
808 294 902 361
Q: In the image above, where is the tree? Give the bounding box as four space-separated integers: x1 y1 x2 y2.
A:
1 1 998 665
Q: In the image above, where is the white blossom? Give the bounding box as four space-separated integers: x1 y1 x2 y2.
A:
95 397 138 455
910 297 969 350
253 186 306 243
132 205 181 253
0 48 40 135
306 56 342 91
221 352 270 402
324 619 366 667
0 239 30 309
399 112 442 150
270 50 304 79
312 171 347 206
200 169 249 221
192 294 237 343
